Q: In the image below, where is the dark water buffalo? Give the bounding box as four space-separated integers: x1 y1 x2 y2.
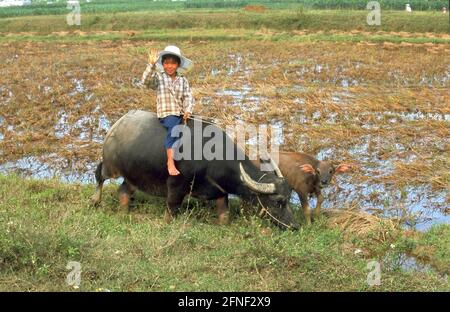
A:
92 110 299 230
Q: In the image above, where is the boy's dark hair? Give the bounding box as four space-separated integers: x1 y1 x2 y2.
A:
162 54 181 65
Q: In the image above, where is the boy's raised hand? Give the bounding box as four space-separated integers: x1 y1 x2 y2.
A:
148 48 159 66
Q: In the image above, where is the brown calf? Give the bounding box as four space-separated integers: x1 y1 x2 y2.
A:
257 152 350 225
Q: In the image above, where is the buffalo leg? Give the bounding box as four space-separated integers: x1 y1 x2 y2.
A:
165 176 188 223
127 180 137 203
91 162 106 206
315 190 324 220
118 180 133 213
215 195 229 225
297 191 312 225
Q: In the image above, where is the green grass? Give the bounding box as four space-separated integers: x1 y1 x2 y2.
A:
409 225 450 275
0 9 448 35
0 174 448 291
1 0 448 18
1 28 448 44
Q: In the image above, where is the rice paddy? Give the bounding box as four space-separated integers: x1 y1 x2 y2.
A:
0 5 449 291
1 34 448 228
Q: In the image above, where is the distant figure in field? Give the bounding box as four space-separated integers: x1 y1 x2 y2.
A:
405 4 412 13
442 7 447 14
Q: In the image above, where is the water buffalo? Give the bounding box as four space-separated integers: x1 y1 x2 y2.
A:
92 110 299 230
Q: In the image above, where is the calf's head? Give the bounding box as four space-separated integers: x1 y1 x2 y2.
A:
299 161 350 188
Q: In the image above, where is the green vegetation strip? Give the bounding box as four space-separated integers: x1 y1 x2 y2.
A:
1 0 448 18
1 29 448 44
1 10 449 34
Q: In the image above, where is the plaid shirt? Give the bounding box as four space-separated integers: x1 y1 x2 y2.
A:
141 64 195 118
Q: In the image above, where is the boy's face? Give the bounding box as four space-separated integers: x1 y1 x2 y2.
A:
163 56 179 77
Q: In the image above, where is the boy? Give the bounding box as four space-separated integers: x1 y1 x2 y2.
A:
141 45 195 176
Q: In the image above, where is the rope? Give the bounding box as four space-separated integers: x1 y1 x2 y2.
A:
185 172 196 210
255 173 293 229
206 175 227 194
186 115 218 127
256 195 293 230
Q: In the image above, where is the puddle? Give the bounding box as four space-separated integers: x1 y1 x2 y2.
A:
389 72 450 87
227 53 243 76
0 154 97 184
54 108 111 141
316 147 335 160
327 176 448 227
290 62 447 87
398 254 431 273
245 120 284 148
0 116 5 141
340 78 359 88
39 85 52 95
289 173 449 232
291 109 450 127
226 53 253 78
0 85 13 104
292 63 365 86
419 72 450 87
211 68 220 76
215 85 266 112
69 78 87 96
287 135 449 231
383 252 447 279
295 67 309 77
290 110 356 125
314 64 324 73
54 109 70 139
294 98 306 105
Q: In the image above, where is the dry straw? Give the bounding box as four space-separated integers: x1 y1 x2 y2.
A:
324 207 401 243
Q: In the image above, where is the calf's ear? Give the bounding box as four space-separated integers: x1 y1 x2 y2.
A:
335 163 351 174
298 164 316 174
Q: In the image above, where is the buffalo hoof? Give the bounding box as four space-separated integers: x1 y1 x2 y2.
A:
164 209 174 224
118 193 130 213
90 193 101 207
217 212 230 225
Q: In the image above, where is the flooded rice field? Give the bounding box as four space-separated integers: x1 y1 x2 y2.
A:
0 40 448 231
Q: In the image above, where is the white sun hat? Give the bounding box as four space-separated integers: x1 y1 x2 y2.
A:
156 45 193 72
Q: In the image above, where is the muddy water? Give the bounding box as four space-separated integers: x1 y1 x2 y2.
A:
1 105 447 231
382 252 448 279
310 134 449 231
1 53 448 231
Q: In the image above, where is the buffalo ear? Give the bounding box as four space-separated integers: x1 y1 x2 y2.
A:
335 163 351 174
298 164 316 175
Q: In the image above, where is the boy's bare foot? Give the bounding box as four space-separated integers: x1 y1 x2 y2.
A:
167 163 180 176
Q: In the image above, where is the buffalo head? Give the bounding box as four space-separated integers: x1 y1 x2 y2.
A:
239 163 299 230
